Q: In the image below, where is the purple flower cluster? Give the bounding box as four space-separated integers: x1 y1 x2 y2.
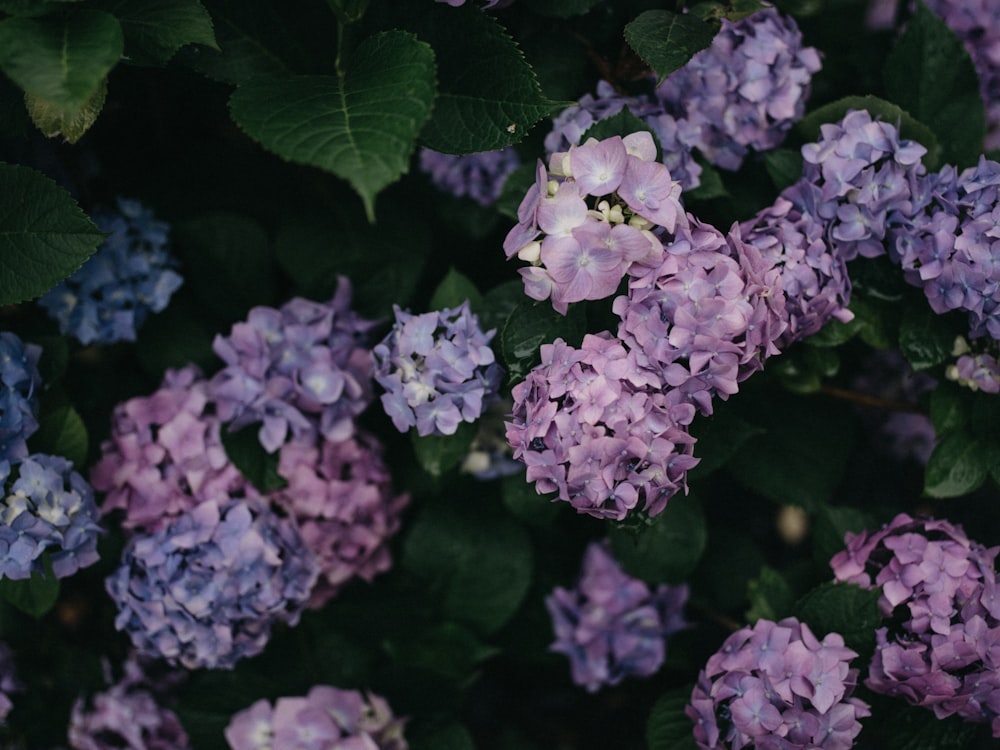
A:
272 430 410 608
546 540 688 692
506 332 698 520
949 348 1000 394
654 7 821 171
800 109 927 262
503 132 683 314
545 81 703 192
831 513 1000 735
686 617 870 750
0 641 20 724
69 656 190 750
211 277 376 452
106 498 317 670
740 181 855 348
224 685 408 750
0 332 42 463
0 453 101 581
373 302 503 436
887 157 1000 342
39 198 183 346
418 147 521 206
615 216 788 416
91 365 251 532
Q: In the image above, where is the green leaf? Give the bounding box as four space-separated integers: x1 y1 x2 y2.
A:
390 621 500 683
0 554 59 618
403 5 561 153
882 1 985 168
0 0 83 15
726 391 856 511
0 10 122 117
501 471 560 526
134 292 218 377
898 302 957 370
746 565 795 623
229 30 436 221
92 0 218 66
924 431 989 498
797 95 942 171
646 686 698 750
500 300 586 385
812 504 879 568
28 404 89 469
0 163 104 305
495 162 536 220
24 78 106 143
685 160 727 201
610 495 706 584
624 10 718 81
687 406 765 479
219 425 287 493
411 421 478 478
429 268 483 312
792 581 881 661
402 496 533 635
763 148 803 192
928 382 969 434
172 211 279 321
580 108 659 152
875 700 981 750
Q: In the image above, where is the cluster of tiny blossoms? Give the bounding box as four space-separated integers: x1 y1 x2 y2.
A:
0 332 42 462
373 302 503 436
546 540 689 692
39 198 183 346
655 7 822 171
0 453 102 581
224 685 408 750
272 429 410 608
831 513 1000 735
418 147 521 206
506 332 698 520
91 365 251 531
948 344 1000 394
211 277 376 452
686 617 870 750
106 498 317 670
0 641 20 724
503 131 683 314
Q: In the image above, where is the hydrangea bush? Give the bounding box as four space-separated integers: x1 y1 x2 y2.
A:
3 1 1000 749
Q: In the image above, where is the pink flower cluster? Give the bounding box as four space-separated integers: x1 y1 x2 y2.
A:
831 513 1000 735
503 132 684 314
506 333 698 520
687 618 870 750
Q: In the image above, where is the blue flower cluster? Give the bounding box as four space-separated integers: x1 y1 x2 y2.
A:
418 147 522 206
106 498 317 670
39 198 183 346
373 301 503 437
0 332 42 462
0 453 102 581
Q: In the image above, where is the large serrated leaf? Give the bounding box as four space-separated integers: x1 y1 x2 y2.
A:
229 30 436 221
924 431 989 498
0 10 122 116
624 9 718 81
92 0 218 66
792 581 881 661
646 686 698 750
25 78 107 143
402 4 563 154
882 0 985 168
500 299 586 385
0 163 104 305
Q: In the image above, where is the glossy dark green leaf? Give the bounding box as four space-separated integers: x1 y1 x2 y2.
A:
28 404 88 469
924 431 989 498
610 495 706 584
24 78 106 143
501 471 560 526
430 268 483 313
219 424 287 493
763 148 803 191
624 10 718 81
898 303 956 371
792 581 881 661
646 685 698 750
746 565 795 623
411 421 478 478
500 300 586 385
0 554 59 619
92 0 218 66
688 406 765 479
928 383 969 434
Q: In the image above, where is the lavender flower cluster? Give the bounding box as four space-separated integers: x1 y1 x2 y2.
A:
949 346 1000 394
373 302 502 437
0 453 101 581
211 277 376 452
545 7 819 184
686 617 870 750
224 685 408 750
831 513 1000 735
39 198 183 346
0 332 42 463
503 131 682 314
655 7 822 172
546 541 688 692
418 147 521 206
106 498 317 670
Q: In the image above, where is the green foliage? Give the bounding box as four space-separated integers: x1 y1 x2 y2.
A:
624 10 718 81
500 300 586 385
0 163 104 305
928 383 970 434
746 565 795 623
646 685 699 750
792 581 882 661
924 431 991 498
609 494 707 584
92 0 218 66
0 555 59 619
219 424 287 493
411 421 478 478
430 267 483 312
24 78 106 143
229 30 436 221
882 0 986 169
898 304 956 371
28 403 88 469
